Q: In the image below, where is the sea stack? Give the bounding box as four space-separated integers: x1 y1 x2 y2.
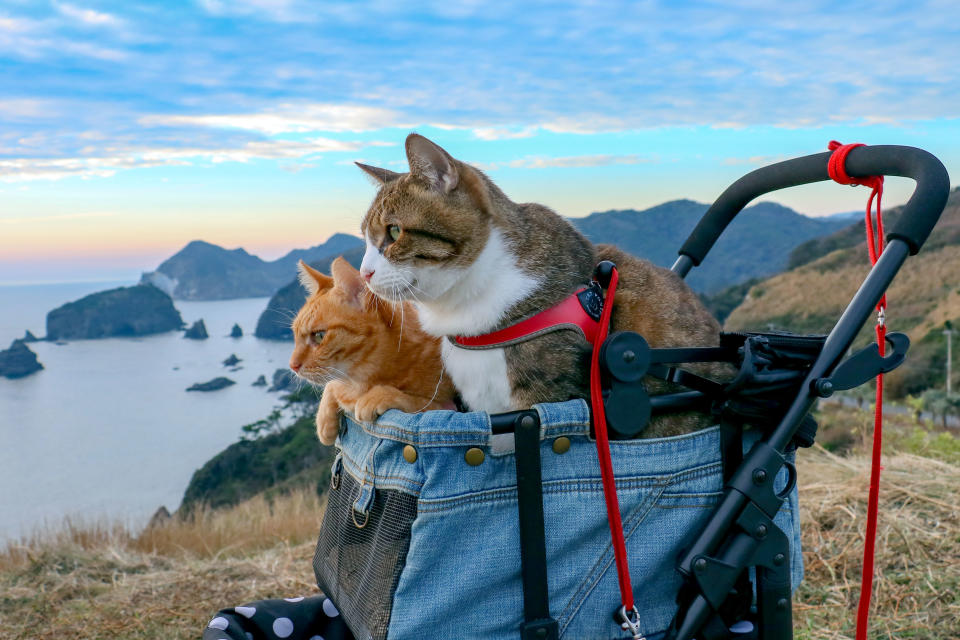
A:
222 353 242 367
0 340 44 379
184 319 209 340
229 323 243 338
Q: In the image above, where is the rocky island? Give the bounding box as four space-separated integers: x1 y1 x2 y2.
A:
46 285 184 340
0 340 44 379
186 377 235 392
183 319 208 340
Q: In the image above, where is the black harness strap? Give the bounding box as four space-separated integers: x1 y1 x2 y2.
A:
513 410 560 640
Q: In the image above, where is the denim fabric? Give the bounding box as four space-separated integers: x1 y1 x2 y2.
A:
333 400 802 640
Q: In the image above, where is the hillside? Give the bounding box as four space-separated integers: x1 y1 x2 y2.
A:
180 401 330 513
144 234 364 300
572 200 848 293
724 187 960 397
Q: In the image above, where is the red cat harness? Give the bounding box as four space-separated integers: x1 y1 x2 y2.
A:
452 274 645 637
452 285 604 349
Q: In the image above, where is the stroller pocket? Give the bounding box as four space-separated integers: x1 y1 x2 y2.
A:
314 447 420 640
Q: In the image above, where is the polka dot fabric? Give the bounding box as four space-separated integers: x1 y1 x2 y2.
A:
202 595 354 640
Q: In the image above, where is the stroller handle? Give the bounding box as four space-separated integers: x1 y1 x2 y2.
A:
676 145 950 272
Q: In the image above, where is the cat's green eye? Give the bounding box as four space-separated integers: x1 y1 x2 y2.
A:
311 330 326 344
387 225 401 241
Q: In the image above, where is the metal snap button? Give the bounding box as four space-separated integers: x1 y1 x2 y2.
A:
464 447 485 466
552 437 571 454
403 444 418 463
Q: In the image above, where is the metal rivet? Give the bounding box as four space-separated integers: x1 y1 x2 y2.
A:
465 447 485 466
694 558 707 572
752 469 767 485
552 437 571 454
622 350 636 363
519 415 536 430
777 598 789 611
755 524 768 539
402 445 417 464
773 553 785 566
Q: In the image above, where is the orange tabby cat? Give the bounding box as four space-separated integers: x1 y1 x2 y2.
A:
289 256 456 445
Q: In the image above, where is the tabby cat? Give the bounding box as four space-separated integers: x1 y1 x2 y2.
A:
289 256 456 445
354 134 729 438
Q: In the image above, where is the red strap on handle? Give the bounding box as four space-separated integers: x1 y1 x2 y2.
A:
828 140 886 640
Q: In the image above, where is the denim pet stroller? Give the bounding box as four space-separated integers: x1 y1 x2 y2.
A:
204 145 949 640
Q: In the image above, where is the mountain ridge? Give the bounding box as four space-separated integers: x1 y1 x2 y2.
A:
146 199 848 302
571 200 850 293
144 233 365 300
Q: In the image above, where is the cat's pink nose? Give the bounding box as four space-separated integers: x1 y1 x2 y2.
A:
289 361 302 372
361 269 374 282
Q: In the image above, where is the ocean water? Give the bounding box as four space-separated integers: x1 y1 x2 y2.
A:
0 282 298 543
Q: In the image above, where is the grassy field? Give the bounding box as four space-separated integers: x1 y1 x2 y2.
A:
2 404 957 640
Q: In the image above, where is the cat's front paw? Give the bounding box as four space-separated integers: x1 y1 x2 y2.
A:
354 387 400 423
315 404 340 446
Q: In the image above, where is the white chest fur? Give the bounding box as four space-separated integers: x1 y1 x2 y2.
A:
441 339 515 413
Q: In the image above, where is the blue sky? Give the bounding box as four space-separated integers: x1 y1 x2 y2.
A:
1 0 959 283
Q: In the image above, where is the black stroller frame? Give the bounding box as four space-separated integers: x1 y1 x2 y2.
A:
490 145 950 640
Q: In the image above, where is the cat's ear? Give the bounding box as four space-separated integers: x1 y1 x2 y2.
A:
297 260 333 296
331 257 372 309
405 133 459 193
355 162 403 185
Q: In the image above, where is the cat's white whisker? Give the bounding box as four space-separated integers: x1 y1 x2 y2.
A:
415 363 448 413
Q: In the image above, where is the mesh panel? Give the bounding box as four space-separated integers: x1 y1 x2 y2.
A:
314 468 417 640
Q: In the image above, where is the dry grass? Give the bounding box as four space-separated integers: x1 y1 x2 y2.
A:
2 409 958 639
0 492 326 640
794 447 959 639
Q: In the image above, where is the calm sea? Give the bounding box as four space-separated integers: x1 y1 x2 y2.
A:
0 282 298 543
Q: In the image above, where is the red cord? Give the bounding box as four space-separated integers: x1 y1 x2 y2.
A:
828 141 886 640
589 268 637 613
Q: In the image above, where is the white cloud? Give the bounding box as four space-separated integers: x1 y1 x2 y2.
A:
0 99 59 119
0 15 37 33
472 126 538 141
140 103 407 134
55 3 124 29
502 154 653 169
0 136 389 182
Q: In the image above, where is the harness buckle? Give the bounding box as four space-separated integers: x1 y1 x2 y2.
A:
616 605 646 640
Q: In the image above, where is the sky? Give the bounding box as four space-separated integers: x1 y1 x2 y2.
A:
1 0 959 284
